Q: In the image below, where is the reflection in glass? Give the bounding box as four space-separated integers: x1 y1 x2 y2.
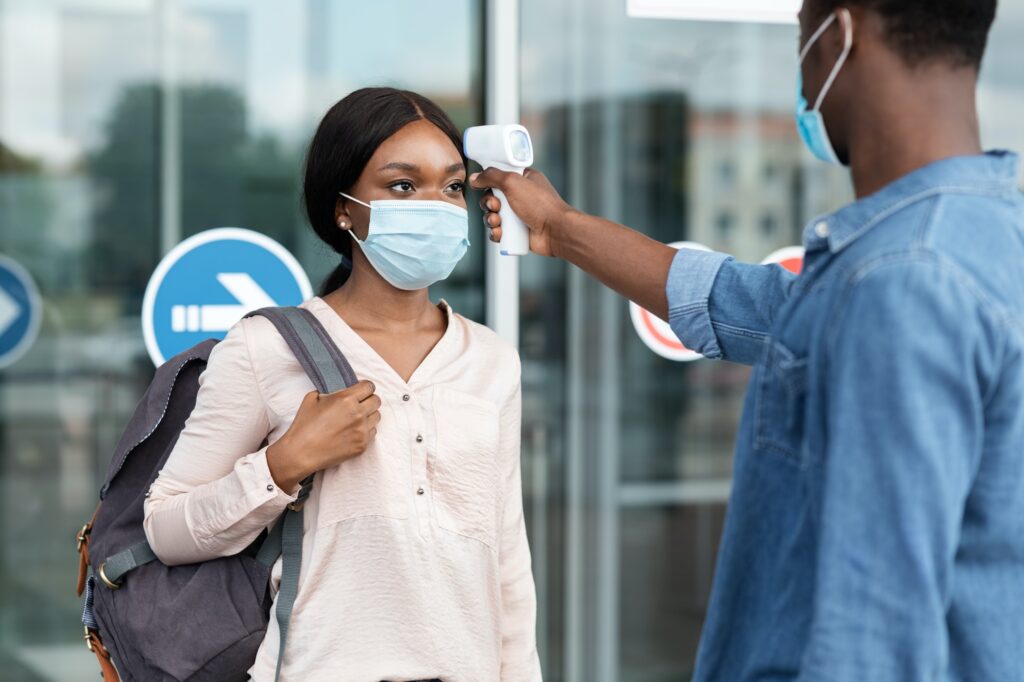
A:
0 1 482 679
518 0 1024 679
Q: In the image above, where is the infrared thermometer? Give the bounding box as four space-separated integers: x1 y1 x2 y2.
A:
464 124 534 256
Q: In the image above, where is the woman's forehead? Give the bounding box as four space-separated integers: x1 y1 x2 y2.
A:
369 120 464 171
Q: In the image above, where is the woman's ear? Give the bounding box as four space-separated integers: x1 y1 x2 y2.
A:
334 197 353 232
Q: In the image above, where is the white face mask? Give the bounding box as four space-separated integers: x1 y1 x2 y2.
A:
339 192 470 291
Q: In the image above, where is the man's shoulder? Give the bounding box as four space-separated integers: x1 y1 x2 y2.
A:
837 190 1024 319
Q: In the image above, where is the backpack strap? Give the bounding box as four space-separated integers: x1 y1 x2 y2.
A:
99 542 157 588
245 306 358 681
246 306 357 394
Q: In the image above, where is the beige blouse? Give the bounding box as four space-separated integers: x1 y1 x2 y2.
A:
143 297 542 682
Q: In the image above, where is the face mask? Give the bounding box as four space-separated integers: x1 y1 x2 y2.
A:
796 9 853 165
339 192 470 291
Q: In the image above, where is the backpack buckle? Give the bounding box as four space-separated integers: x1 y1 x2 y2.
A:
84 626 95 652
76 523 92 553
98 562 121 590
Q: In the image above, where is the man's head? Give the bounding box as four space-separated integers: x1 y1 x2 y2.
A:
803 0 997 69
798 0 998 166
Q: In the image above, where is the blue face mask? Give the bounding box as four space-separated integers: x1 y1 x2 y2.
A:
796 9 853 165
339 192 470 291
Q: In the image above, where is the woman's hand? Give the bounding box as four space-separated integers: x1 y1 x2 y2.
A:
471 168 576 258
266 380 382 491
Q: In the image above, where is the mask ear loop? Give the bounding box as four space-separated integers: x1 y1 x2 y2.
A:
810 9 854 113
338 191 372 245
799 11 837 63
338 191 372 209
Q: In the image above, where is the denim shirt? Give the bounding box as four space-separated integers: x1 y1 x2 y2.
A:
667 152 1024 682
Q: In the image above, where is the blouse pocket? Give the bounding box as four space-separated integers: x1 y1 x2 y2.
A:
754 338 809 464
430 386 502 550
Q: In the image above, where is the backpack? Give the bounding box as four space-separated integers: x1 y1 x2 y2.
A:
74 307 358 681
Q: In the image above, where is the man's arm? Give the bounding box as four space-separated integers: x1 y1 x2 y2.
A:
470 168 678 318
470 167 795 364
800 258 986 680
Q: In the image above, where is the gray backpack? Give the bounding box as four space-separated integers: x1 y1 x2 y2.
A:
75 307 357 681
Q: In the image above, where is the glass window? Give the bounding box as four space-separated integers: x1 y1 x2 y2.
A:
0 1 482 678
714 211 735 242
2 0 1023 680
520 0 1024 680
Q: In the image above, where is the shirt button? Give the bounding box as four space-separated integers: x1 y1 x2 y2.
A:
416 434 424 443
814 221 830 238
402 394 411 402
266 484 274 492
417 487 425 495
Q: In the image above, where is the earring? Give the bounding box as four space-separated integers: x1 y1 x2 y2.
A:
338 219 347 228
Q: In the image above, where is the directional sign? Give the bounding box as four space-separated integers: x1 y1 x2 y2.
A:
142 228 312 367
627 0 800 24
762 246 805 274
629 241 713 362
0 255 42 369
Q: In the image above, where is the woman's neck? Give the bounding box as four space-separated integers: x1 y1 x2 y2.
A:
324 255 438 331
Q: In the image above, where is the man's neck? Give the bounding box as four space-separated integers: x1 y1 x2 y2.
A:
848 65 983 199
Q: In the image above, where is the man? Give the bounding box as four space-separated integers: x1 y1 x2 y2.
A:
470 1 1024 679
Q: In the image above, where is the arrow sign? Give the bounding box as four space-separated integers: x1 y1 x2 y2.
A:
0 287 18 337
0 255 43 369
171 273 278 333
143 228 312 366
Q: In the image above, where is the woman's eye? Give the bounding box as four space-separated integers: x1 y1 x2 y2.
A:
391 181 414 193
447 181 466 193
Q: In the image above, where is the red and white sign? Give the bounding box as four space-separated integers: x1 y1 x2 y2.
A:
629 241 712 362
761 246 805 274
627 0 800 24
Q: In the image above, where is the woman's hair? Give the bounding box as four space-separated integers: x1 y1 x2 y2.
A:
303 87 466 295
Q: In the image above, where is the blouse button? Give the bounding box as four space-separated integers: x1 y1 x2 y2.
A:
416 434 424 443
402 394 411 402
266 484 274 492
417 487 425 495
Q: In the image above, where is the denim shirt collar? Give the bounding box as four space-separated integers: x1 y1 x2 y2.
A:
803 151 1022 254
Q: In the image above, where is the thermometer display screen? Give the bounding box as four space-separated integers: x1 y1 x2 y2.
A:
509 130 532 163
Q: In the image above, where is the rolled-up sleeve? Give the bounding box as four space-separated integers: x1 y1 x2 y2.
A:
666 248 797 365
143 319 297 566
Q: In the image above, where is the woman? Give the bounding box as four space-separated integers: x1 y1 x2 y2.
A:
143 88 542 682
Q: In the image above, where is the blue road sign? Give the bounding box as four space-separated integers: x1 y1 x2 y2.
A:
142 228 313 367
0 255 42 370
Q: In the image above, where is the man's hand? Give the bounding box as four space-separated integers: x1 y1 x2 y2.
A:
472 165 678 320
470 168 575 258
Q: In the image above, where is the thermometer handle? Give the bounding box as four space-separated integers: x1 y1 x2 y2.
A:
494 177 529 256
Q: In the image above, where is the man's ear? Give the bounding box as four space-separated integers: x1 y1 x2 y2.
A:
835 6 865 60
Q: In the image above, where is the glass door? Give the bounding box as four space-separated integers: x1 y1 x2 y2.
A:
0 1 483 679
518 0 1024 680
